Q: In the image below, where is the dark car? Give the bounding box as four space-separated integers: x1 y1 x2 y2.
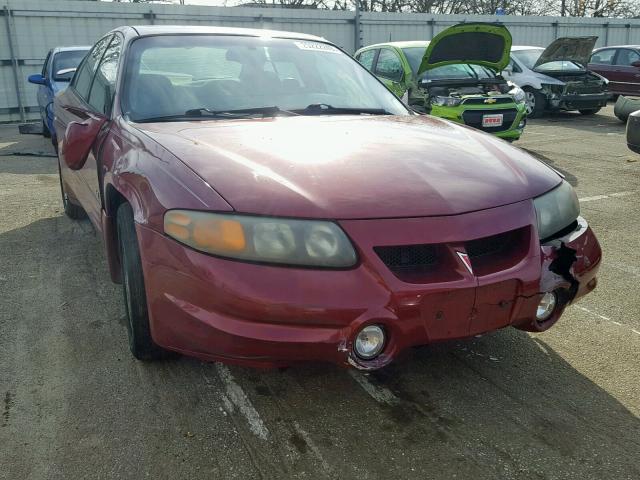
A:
54 25 601 370
589 46 640 96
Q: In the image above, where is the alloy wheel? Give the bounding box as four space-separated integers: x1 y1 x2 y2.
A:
525 91 536 115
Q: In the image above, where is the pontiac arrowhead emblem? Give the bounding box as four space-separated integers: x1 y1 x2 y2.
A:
457 251 474 275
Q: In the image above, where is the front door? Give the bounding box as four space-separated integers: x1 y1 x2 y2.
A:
611 48 640 96
374 48 407 98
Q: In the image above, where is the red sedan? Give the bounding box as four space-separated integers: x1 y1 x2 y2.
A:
54 26 601 370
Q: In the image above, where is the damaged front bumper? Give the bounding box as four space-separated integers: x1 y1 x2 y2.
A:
543 84 608 111
512 216 601 332
138 202 601 370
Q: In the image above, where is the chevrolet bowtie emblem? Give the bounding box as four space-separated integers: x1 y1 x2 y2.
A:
456 251 474 275
484 98 497 104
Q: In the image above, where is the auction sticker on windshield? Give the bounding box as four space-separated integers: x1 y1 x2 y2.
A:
482 114 503 128
294 41 340 53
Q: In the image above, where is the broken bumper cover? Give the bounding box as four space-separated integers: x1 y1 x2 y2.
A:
549 92 608 110
136 203 601 370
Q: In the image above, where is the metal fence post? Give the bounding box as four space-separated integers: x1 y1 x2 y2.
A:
354 1 362 52
626 24 631 44
428 18 435 39
603 22 609 46
3 6 25 122
552 20 559 40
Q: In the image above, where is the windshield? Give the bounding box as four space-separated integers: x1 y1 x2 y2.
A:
402 47 427 74
512 49 543 70
534 60 584 72
123 35 408 122
52 49 89 81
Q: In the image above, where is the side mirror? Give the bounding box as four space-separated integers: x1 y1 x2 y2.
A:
61 115 107 170
54 67 77 82
631 61 640 68
28 73 46 85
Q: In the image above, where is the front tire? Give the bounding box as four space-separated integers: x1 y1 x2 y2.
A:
579 108 600 115
117 203 165 361
524 87 546 118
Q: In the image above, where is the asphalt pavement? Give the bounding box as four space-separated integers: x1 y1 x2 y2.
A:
1 104 638 479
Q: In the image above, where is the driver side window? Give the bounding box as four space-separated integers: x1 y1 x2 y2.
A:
375 49 403 83
73 35 112 101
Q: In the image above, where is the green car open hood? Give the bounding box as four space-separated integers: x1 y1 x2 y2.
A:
418 23 512 75
533 36 598 70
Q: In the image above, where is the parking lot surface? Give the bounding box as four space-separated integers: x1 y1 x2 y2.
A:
1 105 639 479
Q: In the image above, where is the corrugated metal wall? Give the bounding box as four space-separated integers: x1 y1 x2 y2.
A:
2 0 640 123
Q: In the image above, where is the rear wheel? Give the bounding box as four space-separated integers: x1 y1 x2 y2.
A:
579 108 600 115
524 87 546 118
42 120 51 138
117 203 165 361
57 159 85 220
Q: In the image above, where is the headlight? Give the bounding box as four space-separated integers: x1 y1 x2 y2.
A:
431 96 462 107
533 181 580 241
509 85 526 104
164 210 357 268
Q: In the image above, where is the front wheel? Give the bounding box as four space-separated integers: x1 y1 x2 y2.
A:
579 108 600 115
117 203 166 361
42 119 51 138
523 87 546 118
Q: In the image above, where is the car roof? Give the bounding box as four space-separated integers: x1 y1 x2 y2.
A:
127 25 326 42
359 41 429 51
511 45 544 51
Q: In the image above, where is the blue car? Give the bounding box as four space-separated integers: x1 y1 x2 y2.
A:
27 46 90 140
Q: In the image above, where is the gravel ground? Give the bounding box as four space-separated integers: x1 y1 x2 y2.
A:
1 104 639 479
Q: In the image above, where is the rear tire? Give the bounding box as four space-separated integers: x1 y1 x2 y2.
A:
117 203 165 361
524 87 546 118
57 159 85 220
579 108 600 115
42 119 51 138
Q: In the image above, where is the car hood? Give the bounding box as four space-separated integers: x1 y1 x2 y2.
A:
136 115 561 219
533 36 598 69
418 23 512 74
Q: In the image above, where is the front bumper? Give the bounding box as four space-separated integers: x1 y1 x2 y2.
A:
137 202 600 370
549 92 609 111
431 103 527 140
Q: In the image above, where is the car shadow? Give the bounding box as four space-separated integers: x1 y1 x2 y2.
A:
2 215 639 479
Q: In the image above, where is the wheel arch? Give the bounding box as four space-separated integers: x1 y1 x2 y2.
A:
102 182 131 284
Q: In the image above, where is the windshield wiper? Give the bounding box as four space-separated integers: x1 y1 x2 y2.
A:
133 106 297 123
294 104 392 116
184 106 298 117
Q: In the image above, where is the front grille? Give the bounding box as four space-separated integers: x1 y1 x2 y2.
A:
461 108 518 132
466 230 517 260
462 97 514 106
374 244 437 272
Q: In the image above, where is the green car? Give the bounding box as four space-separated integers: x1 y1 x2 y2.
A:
355 23 528 141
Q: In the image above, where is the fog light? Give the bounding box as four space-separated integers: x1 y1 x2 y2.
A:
354 325 385 360
536 292 557 321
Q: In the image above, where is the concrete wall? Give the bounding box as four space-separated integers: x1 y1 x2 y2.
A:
2 0 640 122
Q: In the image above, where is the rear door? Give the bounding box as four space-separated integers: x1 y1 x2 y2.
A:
374 48 407 98
611 48 640 95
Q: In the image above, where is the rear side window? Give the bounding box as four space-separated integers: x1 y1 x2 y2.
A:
591 49 616 65
73 35 112 100
88 35 122 114
41 50 52 78
375 49 403 82
615 49 640 66
356 49 377 71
